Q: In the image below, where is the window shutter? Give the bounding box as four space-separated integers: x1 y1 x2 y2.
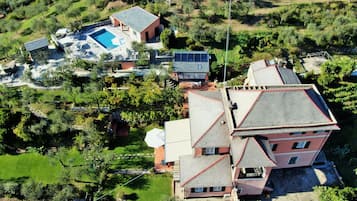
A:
215 148 219 154
202 148 206 154
222 186 226 191
191 188 195 193
292 142 298 149
203 187 207 192
305 141 311 148
209 187 213 192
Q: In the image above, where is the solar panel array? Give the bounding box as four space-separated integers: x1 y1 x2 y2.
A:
174 53 208 62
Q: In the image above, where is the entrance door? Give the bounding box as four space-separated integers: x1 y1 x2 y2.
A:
145 31 149 41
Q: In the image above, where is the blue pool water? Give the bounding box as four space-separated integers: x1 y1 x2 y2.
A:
90 29 118 50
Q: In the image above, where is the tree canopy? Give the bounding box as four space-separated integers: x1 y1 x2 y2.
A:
318 56 356 87
314 186 357 201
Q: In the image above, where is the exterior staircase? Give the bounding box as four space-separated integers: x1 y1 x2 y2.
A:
165 79 178 88
173 161 180 181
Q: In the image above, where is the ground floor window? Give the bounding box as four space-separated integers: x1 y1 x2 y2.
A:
178 72 207 80
191 187 207 193
288 156 298 164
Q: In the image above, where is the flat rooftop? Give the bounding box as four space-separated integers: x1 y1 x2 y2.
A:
164 119 192 162
301 56 328 74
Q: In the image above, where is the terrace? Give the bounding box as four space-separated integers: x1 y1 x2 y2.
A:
55 25 138 62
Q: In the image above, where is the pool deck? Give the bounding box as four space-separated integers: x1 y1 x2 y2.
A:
58 25 136 61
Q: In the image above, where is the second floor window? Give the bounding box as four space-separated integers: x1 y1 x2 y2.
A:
270 144 278 151
292 141 310 149
290 131 306 135
313 130 328 134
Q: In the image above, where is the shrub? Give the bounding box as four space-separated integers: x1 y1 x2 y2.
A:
21 27 33 35
3 182 20 197
314 186 357 201
82 12 100 23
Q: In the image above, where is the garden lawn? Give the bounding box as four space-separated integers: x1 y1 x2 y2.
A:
116 174 172 201
0 153 63 184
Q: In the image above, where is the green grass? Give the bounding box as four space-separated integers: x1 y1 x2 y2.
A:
115 174 172 201
60 147 85 166
0 153 63 184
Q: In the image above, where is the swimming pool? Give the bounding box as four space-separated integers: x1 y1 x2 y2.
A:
90 29 119 50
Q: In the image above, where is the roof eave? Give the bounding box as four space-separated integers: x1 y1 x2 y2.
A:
180 155 229 187
234 121 339 131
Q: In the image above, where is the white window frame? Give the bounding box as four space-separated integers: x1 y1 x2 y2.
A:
197 64 203 70
295 141 308 149
212 186 223 192
240 167 265 178
194 187 204 193
270 143 277 151
204 147 216 155
288 156 298 164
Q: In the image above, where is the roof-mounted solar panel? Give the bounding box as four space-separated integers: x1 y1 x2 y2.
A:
201 54 208 62
194 54 201 62
174 52 209 62
188 54 194 62
182 53 188 62
175 54 181 61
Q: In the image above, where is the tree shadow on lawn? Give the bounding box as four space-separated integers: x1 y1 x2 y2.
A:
123 193 139 200
109 128 153 155
111 128 146 147
113 157 154 170
125 176 149 190
254 0 275 8
241 14 264 26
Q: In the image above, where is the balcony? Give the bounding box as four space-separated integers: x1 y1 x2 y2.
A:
238 167 265 179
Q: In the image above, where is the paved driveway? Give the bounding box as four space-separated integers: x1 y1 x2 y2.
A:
265 162 342 201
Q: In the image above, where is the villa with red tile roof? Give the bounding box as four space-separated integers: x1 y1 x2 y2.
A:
164 83 339 200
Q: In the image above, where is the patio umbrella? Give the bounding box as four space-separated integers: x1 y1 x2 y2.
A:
145 128 165 148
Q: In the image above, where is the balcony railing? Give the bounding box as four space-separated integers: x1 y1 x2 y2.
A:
238 167 265 179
